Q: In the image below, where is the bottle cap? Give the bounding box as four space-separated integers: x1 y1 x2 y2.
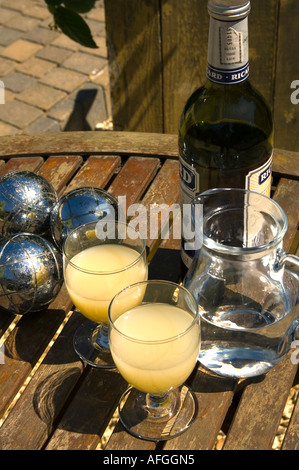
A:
208 0 251 20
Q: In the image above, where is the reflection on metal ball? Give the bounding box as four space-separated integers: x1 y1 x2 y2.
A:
50 187 119 250
0 170 58 237
0 233 63 315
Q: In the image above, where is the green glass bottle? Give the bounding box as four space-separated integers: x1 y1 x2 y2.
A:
179 0 273 268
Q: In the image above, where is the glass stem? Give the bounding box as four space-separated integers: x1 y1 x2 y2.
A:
92 322 110 350
146 391 178 419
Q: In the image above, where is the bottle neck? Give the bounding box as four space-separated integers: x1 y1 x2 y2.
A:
207 15 249 85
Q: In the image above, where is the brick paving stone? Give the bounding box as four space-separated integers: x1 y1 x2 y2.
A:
40 67 86 93
17 82 67 110
4 14 40 32
47 97 76 123
0 57 15 76
0 120 19 136
78 36 108 58
15 56 57 78
25 4 51 20
0 0 37 14
36 45 73 64
51 34 80 51
23 116 60 134
86 7 105 22
2 71 36 93
0 26 22 46
1 39 42 62
2 89 17 102
22 26 60 45
63 51 106 76
0 0 110 135
0 100 43 128
85 19 106 37
0 7 19 24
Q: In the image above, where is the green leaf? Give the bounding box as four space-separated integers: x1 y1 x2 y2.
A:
63 0 97 13
54 6 98 48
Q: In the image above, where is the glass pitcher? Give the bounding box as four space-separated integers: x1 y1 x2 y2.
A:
184 188 299 379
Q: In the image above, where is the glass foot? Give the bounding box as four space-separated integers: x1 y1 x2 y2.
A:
73 320 115 368
118 384 198 441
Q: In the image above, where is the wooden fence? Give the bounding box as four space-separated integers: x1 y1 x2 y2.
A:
104 0 299 153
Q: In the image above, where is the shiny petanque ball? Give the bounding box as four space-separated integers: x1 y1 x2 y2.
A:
0 170 58 237
50 187 120 250
0 233 63 315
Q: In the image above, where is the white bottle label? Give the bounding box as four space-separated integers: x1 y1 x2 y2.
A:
245 154 273 197
220 26 244 64
207 16 249 84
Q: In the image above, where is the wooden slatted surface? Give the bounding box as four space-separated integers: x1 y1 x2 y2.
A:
0 131 298 452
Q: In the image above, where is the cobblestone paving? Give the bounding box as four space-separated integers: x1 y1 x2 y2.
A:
0 0 111 136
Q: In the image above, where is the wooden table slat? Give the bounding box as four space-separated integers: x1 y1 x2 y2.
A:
0 311 84 450
0 285 72 422
37 155 83 195
108 156 161 207
223 353 298 450
63 155 121 194
0 157 44 176
282 385 299 450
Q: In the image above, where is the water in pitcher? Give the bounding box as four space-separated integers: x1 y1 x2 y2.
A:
198 304 294 379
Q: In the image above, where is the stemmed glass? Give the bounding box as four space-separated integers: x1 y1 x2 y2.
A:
108 280 200 440
63 220 148 368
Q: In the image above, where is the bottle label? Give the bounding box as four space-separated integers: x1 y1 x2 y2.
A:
180 158 200 205
207 17 249 85
245 154 273 197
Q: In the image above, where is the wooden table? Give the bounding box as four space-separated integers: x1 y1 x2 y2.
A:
0 131 298 452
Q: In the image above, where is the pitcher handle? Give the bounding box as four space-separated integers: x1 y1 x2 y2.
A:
275 250 299 281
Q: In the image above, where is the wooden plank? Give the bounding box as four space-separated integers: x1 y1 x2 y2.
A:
37 155 83 195
104 0 163 132
162 367 236 450
273 149 299 179
105 415 157 451
161 0 209 134
0 156 44 176
0 133 298 181
282 383 299 450
63 155 121 193
223 351 298 450
45 367 127 450
273 178 299 251
139 159 180 252
274 0 299 151
0 132 179 159
248 0 279 109
108 156 160 207
0 311 84 450
0 285 71 422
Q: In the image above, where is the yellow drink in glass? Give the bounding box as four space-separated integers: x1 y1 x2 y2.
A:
65 244 148 323
110 302 200 394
